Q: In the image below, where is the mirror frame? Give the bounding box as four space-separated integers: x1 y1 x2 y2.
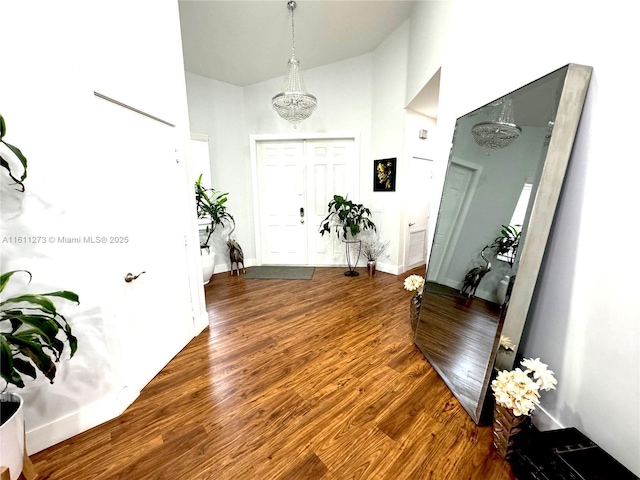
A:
414 64 593 424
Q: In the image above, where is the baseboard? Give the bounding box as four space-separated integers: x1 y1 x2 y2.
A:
375 263 400 275
194 311 209 334
213 257 256 274
26 389 138 455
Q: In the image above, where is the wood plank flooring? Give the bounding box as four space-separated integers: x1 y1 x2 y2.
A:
30 266 516 479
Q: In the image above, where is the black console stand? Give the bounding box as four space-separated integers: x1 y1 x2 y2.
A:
510 425 638 480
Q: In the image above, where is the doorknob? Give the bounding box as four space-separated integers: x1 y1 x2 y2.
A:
300 207 305 224
409 222 416 227
124 271 146 283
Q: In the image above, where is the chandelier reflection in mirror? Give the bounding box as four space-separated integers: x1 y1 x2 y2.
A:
272 1 317 128
471 97 522 151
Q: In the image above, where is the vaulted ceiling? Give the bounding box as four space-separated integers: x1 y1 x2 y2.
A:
178 1 416 87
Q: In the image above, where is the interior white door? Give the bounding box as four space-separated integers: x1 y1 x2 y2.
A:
256 138 356 266
427 160 478 283
405 157 435 269
92 95 194 393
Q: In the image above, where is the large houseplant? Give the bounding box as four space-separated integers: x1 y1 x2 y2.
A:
1 270 79 479
319 195 376 276
194 174 235 283
319 195 376 240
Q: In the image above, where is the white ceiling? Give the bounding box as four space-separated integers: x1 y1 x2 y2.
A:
178 1 416 87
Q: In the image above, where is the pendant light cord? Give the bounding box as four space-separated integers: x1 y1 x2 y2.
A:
290 5 296 57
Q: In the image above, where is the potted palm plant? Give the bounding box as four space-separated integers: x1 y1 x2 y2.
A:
0 270 79 480
194 174 235 284
319 195 377 276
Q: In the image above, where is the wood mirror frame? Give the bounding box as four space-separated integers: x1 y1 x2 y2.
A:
414 64 592 424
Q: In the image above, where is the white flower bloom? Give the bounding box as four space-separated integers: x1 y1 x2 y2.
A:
499 335 515 351
521 357 548 373
404 275 425 293
492 357 557 416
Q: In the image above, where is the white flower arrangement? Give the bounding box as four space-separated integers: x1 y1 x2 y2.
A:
361 237 390 261
404 274 425 297
491 357 557 416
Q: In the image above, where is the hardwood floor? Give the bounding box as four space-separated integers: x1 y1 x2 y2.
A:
30 266 516 479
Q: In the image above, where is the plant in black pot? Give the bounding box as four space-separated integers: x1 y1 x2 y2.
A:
0 270 79 480
319 195 377 276
194 174 235 284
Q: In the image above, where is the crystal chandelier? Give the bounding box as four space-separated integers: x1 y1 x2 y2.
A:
471 97 522 151
272 1 317 127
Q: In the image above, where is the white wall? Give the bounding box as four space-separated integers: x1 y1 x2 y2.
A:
185 72 253 270
369 20 411 273
436 0 640 475
406 0 452 107
1 0 203 454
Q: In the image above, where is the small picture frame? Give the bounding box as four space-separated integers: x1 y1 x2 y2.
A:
373 158 396 192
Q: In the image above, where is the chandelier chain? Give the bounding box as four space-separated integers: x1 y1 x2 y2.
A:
291 6 296 57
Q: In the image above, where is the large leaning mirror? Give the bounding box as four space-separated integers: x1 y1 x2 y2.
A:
414 64 592 424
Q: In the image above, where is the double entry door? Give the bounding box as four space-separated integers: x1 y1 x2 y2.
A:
256 137 356 266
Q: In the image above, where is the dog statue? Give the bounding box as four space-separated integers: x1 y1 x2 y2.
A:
460 248 492 298
227 238 245 276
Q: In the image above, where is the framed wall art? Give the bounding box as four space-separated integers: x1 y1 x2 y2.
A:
373 158 396 192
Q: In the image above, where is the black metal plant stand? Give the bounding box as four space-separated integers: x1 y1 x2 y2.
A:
343 240 362 276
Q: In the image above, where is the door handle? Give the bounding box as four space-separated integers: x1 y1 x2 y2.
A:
124 271 146 283
300 207 305 224
409 222 416 227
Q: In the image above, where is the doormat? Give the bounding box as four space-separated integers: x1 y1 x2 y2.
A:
244 266 315 280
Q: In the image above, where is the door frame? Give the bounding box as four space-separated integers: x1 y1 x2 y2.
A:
250 132 361 266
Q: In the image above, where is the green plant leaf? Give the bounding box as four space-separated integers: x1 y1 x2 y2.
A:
42 290 80 304
4 313 59 341
0 270 31 294
2 141 28 182
13 357 37 380
6 333 57 383
0 293 58 314
0 114 6 139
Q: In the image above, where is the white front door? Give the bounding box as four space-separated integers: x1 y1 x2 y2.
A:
93 96 195 393
257 141 307 265
405 157 435 269
256 137 356 265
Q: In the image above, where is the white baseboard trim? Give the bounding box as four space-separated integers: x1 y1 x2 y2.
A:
26 389 138 455
194 311 209 334
213 257 256 274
